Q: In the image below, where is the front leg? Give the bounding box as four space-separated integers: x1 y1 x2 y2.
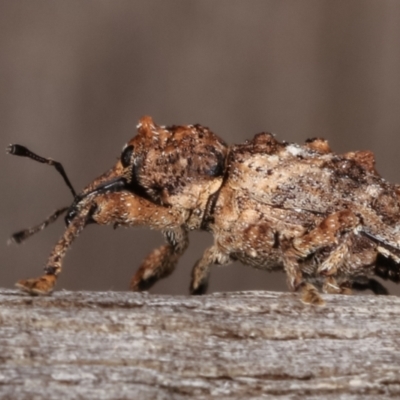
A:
88 191 189 292
130 227 189 291
16 203 94 295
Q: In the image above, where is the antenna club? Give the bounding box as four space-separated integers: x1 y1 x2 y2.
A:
6 144 30 157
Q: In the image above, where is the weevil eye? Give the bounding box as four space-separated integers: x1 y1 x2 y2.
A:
121 145 134 168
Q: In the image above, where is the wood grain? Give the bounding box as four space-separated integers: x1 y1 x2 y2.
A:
0 288 400 399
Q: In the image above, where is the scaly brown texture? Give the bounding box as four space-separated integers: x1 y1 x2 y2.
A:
10 117 400 303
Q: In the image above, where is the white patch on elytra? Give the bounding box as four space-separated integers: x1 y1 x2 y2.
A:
286 144 305 157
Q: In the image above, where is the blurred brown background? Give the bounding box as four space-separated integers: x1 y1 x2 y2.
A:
2 0 400 296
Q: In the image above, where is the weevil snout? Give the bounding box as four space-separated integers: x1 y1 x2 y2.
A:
64 176 128 226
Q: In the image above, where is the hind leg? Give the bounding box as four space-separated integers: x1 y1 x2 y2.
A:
283 210 360 304
351 278 389 295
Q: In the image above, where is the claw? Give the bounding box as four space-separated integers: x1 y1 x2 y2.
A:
287 271 303 292
300 283 325 306
15 274 56 296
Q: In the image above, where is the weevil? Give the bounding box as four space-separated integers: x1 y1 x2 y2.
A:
7 116 400 304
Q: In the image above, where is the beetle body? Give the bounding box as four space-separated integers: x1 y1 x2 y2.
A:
8 116 400 304
200 132 400 303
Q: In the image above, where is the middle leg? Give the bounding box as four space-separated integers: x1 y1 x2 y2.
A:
190 245 232 295
130 226 189 291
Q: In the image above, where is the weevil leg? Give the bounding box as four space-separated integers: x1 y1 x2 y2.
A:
190 245 232 295
284 210 360 304
300 282 326 306
322 276 352 295
130 244 175 291
285 267 326 305
322 276 389 296
130 226 189 291
351 278 389 295
293 210 359 269
374 253 400 284
15 202 94 296
317 240 351 276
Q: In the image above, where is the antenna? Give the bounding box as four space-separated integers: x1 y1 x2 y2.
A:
7 144 77 198
7 144 76 244
8 206 69 244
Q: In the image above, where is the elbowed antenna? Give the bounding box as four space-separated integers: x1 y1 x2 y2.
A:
6 144 77 198
8 206 69 245
6 144 77 244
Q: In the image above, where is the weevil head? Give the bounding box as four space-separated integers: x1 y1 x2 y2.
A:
66 116 228 230
118 116 228 209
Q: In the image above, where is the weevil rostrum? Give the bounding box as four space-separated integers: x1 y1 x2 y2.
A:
7 116 400 304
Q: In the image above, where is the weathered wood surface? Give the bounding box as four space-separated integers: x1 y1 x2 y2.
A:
0 288 400 399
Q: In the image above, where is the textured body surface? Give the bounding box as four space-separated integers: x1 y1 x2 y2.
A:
9 117 400 301
203 133 400 301
1 288 400 399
